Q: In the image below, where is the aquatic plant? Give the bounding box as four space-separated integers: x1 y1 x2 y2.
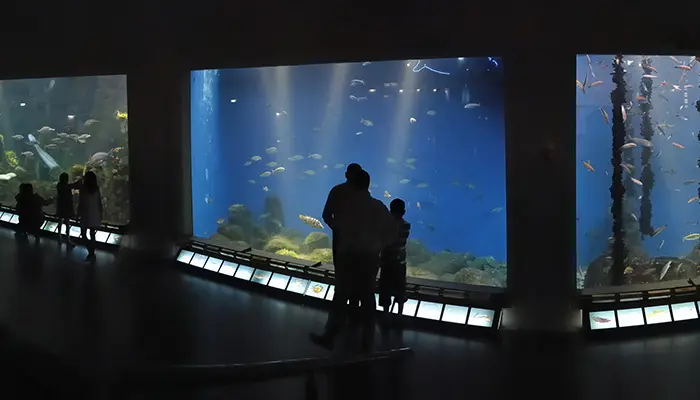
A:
609 54 629 286
5 151 17 169
638 56 656 237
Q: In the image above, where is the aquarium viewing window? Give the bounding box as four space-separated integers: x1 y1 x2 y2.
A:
576 54 700 290
175 247 499 329
190 57 507 288
0 75 129 226
0 209 122 246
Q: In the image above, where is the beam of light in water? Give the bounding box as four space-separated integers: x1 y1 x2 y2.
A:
27 134 60 170
488 57 499 68
411 60 450 75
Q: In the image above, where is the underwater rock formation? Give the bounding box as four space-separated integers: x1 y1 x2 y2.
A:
638 56 656 237
264 194 285 227
302 232 331 252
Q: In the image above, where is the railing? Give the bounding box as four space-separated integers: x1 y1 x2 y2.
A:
118 347 413 398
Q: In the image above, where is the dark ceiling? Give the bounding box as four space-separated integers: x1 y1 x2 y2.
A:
2 2 693 79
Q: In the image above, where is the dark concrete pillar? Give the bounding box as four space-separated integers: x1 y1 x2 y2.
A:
125 47 192 257
504 52 578 331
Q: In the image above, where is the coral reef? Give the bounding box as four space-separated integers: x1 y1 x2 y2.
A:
210 197 507 287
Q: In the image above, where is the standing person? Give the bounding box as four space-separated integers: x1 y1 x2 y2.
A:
322 163 363 309
77 171 103 260
55 172 81 246
310 170 397 352
15 183 53 243
378 198 411 317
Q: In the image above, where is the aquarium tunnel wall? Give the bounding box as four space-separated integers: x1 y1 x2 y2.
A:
190 58 508 289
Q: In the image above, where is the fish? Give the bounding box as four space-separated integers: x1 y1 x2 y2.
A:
115 110 128 120
399 179 410 184
356 131 363 135
266 161 278 168
630 137 652 148
630 213 638 221
37 126 55 134
265 147 278 154
299 214 324 229
83 119 99 127
262 186 269 192
652 225 667 237
582 160 595 172
599 107 609 124
288 155 304 161
658 240 665 250
11 135 22 140
672 142 685 149
272 167 285 174
259 171 272 177
247 180 256 184
675 65 693 71
0 172 17 181
217 218 225 224
350 79 365 86
630 177 643 186
683 233 700 241
334 164 345 169
409 117 417 123
308 153 322 160
361 62 371 67
416 183 429 188
641 74 658 79
405 158 417 164
660 260 673 281
426 110 436 116
360 118 373 127
688 196 699 204
243 161 252 166
588 80 603 88
463 103 481 109
303 170 316 176
384 190 391 198
45 144 58 150
620 143 637 150
621 105 627 122
251 156 262 161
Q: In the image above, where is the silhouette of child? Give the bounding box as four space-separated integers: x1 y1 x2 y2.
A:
56 172 82 246
378 198 411 316
15 183 53 242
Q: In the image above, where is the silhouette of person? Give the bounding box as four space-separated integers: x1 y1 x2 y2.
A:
378 198 411 317
78 171 103 261
311 169 398 352
56 172 82 246
15 183 53 243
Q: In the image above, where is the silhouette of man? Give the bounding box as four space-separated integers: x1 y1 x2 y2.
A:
311 169 397 351
322 163 363 259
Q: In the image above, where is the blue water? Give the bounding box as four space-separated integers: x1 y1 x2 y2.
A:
576 55 700 273
191 58 507 280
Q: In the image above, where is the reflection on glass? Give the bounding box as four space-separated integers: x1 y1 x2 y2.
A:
442 304 469 324
577 54 700 289
0 75 129 225
416 301 443 320
190 58 507 288
616 308 645 327
234 264 254 280
190 253 208 268
219 261 238 276
268 273 291 289
9 214 18 224
467 307 495 327
589 310 617 330
204 257 223 272
176 250 195 264
305 281 328 298
645 305 672 324
671 302 698 321
251 269 272 285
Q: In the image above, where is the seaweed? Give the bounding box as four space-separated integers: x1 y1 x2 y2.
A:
609 54 629 286
638 56 656 237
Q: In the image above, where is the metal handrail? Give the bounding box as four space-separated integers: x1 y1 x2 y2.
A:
119 347 413 389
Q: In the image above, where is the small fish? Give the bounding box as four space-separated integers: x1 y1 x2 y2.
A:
641 74 658 79
217 218 225 224
683 233 700 241
115 110 128 120
651 225 667 237
244 161 253 166
399 178 411 184
44 144 58 150
260 171 272 177
426 110 436 116
361 62 371 67
409 117 417 123
272 167 285 174
262 186 269 192
676 65 693 71
11 135 23 140
266 161 279 168
620 143 637 150
288 155 304 161
599 107 609 124
660 260 673 280
658 240 665 250
20 151 34 157
624 267 634 275
621 105 627 122
405 158 417 164
303 170 316 176
360 118 373 127
299 214 324 229
384 190 391 198
630 213 638 221
631 137 652 148
463 103 481 109
689 196 699 204
416 183 429 188
37 126 55 134
251 156 262 161
309 153 322 160
672 142 685 149
247 180 256 184
334 164 345 169
582 160 595 172
630 177 643 186
356 131 363 135
350 79 365 86
588 80 604 88
265 147 278 154
490 207 503 213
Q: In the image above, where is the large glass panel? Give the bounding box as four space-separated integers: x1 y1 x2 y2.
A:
577 54 700 289
191 57 506 287
0 75 129 225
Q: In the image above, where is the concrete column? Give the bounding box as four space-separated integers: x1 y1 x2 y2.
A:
504 52 578 331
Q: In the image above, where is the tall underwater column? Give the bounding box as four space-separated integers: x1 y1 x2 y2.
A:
638 56 656 238
610 54 629 286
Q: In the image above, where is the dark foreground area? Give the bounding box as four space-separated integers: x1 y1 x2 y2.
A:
0 227 699 399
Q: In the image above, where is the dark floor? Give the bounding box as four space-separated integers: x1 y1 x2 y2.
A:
2 227 700 399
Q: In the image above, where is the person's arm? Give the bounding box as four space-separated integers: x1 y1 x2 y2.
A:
322 186 337 229
379 204 398 248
